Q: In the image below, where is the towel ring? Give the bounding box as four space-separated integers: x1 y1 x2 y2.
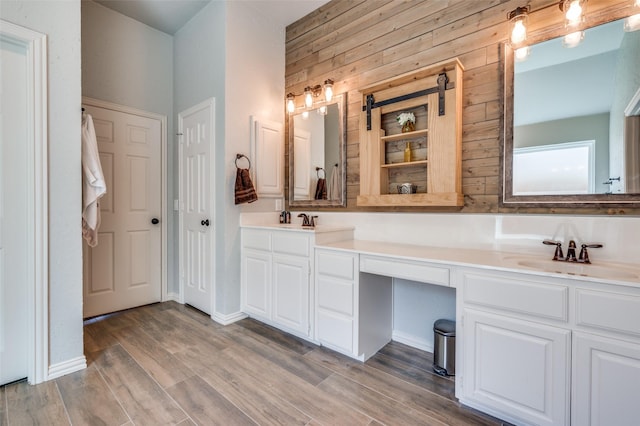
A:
235 153 251 170
316 167 325 179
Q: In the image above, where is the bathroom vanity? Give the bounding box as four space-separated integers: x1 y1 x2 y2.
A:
240 224 640 426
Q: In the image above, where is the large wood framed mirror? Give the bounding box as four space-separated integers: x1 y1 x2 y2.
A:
288 93 347 208
502 17 640 206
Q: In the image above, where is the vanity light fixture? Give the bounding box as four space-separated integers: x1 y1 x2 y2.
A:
624 0 640 31
507 0 591 59
560 0 586 47
508 6 529 46
286 93 296 113
323 79 334 102
285 78 335 114
560 0 586 28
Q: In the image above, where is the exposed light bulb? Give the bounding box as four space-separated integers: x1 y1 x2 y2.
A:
324 79 333 102
304 87 313 108
508 6 529 46
563 30 584 48
511 19 527 45
514 46 530 62
564 0 584 28
286 94 295 113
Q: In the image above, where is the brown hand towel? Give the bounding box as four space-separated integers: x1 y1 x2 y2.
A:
314 178 327 200
235 168 258 204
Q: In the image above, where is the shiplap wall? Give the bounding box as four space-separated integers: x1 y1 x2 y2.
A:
285 0 636 214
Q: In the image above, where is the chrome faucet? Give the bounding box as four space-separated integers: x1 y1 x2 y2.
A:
297 213 311 227
543 239 602 264
297 213 318 227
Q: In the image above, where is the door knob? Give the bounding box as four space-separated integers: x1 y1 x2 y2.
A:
201 219 210 226
151 218 160 225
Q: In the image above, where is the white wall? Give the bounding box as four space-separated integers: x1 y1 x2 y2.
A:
221 0 287 315
174 0 228 313
81 0 176 293
1 0 83 366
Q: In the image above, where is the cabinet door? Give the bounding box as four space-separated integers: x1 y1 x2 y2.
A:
462 309 570 426
573 332 640 426
241 250 271 319
272 255 309 336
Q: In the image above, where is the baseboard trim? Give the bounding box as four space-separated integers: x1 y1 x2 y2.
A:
392 330 434 353
47 356 87 380
211 310 247 326
165 292 181 303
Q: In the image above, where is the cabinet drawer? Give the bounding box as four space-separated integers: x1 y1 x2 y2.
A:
317 276 353 316
317 250 356 280
360 255 449 286
242 229 271 251
317 310 353 354
576 288 640 337
273 232 310 257
462 271 568 322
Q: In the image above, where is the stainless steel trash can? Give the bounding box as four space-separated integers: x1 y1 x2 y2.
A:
433 319 455 376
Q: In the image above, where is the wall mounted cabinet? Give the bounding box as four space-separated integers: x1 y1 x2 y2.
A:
358 59 464 207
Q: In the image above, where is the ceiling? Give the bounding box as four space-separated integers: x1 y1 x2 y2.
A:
92 0 329 35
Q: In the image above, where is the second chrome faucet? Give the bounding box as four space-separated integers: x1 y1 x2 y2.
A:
543 239 603 264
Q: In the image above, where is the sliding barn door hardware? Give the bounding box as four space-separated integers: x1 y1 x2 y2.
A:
362 72 453 130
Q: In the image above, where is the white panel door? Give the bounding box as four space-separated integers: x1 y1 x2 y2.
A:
179 99 214 314
462 309 570 426
253 118 283 196
83 105 162 318
293 129 312 200
272 255 309 335
0 36 29 385
573 332 640 426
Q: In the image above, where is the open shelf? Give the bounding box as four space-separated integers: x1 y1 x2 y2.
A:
357 58 464 208
381 129 428 142
381 160 428 169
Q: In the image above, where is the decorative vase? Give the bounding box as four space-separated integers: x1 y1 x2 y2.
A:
401 121 415 133
404 142 411 162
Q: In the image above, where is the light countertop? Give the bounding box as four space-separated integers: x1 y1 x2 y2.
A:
316 239 640 287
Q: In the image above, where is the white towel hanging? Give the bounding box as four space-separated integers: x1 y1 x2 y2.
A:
81 112 106 247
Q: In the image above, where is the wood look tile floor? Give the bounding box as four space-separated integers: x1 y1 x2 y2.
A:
1 302 507 425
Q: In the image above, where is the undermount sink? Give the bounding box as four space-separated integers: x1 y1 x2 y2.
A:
514 259 639 281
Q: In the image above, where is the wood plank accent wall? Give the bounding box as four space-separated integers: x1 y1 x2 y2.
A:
285 0 638 214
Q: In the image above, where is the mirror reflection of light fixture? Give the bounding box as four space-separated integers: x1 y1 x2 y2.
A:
318 105 327 115
301 111 309 120
508 6 529 46
514 46 530 62
625 0 640 32
285 78 335 114
562 30 584 48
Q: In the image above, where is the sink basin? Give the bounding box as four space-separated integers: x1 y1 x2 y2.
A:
515 259 639 281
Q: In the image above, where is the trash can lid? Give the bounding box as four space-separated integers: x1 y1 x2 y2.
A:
434 319 456 336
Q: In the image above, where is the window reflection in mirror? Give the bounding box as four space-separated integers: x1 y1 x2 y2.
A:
288 94 346 207
504 17 640 204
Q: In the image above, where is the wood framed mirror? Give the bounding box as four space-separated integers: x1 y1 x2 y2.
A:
502 17 640 206
288 93 347 208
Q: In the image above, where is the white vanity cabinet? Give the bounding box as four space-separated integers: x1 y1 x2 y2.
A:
314 248 392 361
458 269 571 426
572 284 640 426
241 226 353 340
